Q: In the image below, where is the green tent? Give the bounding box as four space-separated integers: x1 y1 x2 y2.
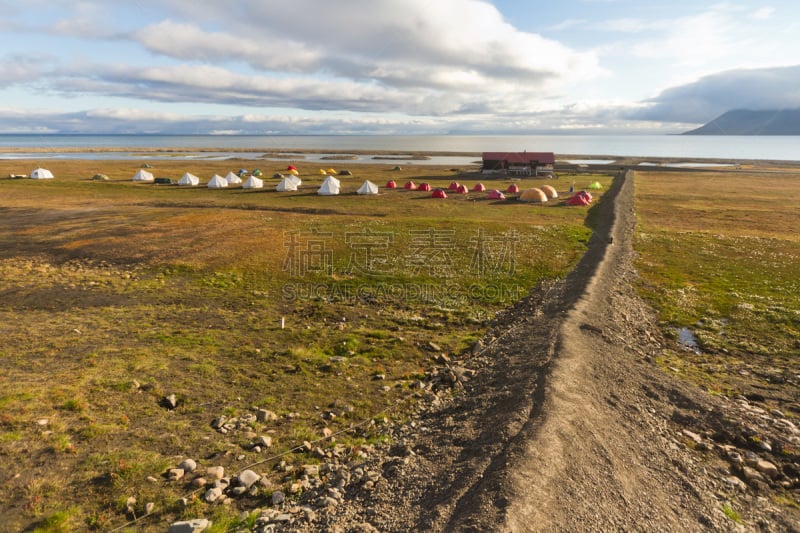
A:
588 181 603 190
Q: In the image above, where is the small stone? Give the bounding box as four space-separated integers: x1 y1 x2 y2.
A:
321 496 338 507
756 460 779 479
322 427 333 438
36 418 49 427
742 466 766 483
144 502 154 514
146 476 159 483
303 464 320 477
177 497 188 510
426 342 442 352
178 459 197 473
255 436 272 448
256 409 279 422
272 490 286 506
682 429 703 445
162 394 178 410
191 477 207 488
206 466 224 480
723 476 747 491
312 447 327 458
204 486 223 503
168 468 185 481
237 469 261 489
210 416 227 429
771 409 786 418
126 496 136 514
230 486 248 496
168 519 211 533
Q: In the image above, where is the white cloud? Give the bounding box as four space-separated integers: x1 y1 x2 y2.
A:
130 0 601 90
633 65 800 123
752 6 774 20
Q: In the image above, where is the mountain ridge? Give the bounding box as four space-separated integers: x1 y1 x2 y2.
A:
684 109 800 135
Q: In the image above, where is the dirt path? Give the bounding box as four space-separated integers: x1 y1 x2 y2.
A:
296 171 799 532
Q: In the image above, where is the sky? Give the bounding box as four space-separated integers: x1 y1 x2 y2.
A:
0 0 799 134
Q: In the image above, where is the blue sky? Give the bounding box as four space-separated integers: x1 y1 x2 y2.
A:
1 0 798 134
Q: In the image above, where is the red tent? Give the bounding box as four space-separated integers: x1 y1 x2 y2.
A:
487 189 505 200
287 165 297 171
506 184 520 193
566 191 593 206
448 181 461 190
432 188 447 198
456 184 469 194
385 180 397 189
404 180 417 190
418 182 431 191
472 183 486 192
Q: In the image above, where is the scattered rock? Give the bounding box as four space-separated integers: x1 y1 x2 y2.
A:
254 435 273 448
756 460 779 479
256 409 279 422
168 468 185 481
168 518 211 533
237 469 261 489
178 458 197 473
272 490 286 506
162 394 178 410
204 486 223 503
206 466 225 480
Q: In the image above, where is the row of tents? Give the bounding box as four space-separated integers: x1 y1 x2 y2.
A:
18 166 595 204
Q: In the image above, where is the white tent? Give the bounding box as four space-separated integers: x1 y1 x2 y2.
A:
178 172 200 186
225 171 242 185
30 168 54 179
243 176 263 189
288 175 302 187
132 169 155 182
207 174 228 188
276 176 298 192
317 175 341 195
356 180 379 195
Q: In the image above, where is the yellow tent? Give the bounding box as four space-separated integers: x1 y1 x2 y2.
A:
319 169 327 175
520 188 548 203
327 168 336 174
289 169 299 176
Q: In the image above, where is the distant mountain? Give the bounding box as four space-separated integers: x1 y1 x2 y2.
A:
684 109 800 135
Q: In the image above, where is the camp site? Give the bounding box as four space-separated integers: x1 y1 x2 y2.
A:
1 152 799 531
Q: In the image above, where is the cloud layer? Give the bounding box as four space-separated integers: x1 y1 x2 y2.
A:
1 1 799 133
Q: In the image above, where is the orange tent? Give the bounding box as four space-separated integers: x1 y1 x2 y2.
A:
448 181 461 190
385 180 397 189
404 180 416 190
432 188 447 198
418 182 431 191
506 184 520 193
520 188 548 202
541 184 558 199
472 183 486 192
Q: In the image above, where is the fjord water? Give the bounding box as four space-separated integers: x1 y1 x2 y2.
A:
0 134 799 161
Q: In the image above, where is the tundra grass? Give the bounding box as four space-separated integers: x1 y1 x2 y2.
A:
0 159 608 531
634 169 800 409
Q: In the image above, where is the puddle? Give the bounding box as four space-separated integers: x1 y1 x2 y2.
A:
676 327 701 353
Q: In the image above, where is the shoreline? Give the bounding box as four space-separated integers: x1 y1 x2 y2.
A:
2 147 799 167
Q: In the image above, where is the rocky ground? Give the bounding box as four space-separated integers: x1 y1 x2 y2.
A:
167 171 798 533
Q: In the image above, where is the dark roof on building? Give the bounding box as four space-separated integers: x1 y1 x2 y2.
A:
482 152 555 165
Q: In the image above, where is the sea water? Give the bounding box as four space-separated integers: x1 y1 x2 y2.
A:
0 134 798 162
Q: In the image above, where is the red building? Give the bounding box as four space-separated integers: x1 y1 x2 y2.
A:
481 151 555 176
